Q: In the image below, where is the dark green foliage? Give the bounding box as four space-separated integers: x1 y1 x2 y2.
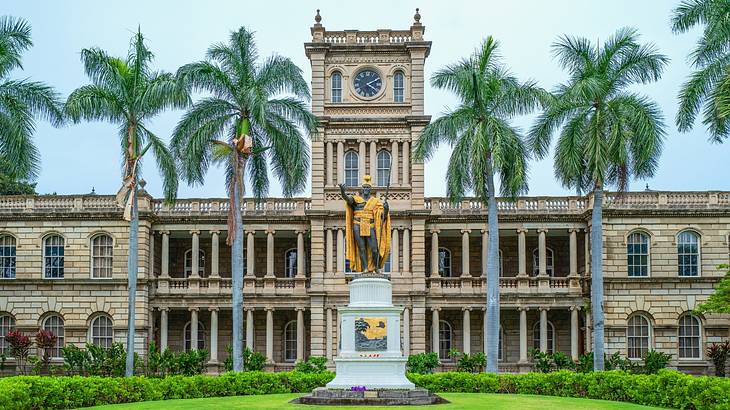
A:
145 343 207 377
223 346 267 372
450 350 486 373
0 371 335 410
293 356 328 373
707 341 730 377
641 350 672 375
0 157 36 195
406 352 440 374
529 349 575 373
407 370 730 410
696 264 730 314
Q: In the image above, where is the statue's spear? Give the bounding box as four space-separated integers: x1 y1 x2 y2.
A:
376 156 392 272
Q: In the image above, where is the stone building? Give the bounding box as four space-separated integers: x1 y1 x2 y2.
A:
0 12 729 375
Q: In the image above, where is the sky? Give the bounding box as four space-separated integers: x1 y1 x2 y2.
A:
3 0 729 198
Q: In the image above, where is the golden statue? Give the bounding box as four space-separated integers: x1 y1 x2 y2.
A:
339 175 391 273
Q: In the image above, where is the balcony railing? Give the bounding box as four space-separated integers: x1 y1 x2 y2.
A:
426 275 581 295
152 198 311 216
154 275 308 296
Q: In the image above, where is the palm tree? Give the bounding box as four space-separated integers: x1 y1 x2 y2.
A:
0 16 64 179
529 28 667 370
672 0 730 142
171 27 316 371
413 37 546 373
64 29 188 376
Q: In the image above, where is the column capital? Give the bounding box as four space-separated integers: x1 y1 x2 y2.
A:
570 305 582 311
431 306 441 312
461 306 472 312
245 230 255 236
190 229 201 235
265 306 275 312
208 307 219 312
244 306 255 312
266 228 276 235
210 229 221 235
568 228 579 233
538 306 550 312
480 228 488 234
518 306 530 312
461 229 471 234
537 228 549 234
160 307 169 312
516 228 528 234
295 307 306 312
430 228 440 234
188 307 199 312
295 229 308 235
160 230 170 235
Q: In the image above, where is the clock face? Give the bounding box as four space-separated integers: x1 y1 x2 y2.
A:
353 69 382 98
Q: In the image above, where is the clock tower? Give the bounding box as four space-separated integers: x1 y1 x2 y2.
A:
304 9 431 354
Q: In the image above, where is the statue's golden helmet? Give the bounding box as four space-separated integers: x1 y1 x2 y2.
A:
362 175 373 188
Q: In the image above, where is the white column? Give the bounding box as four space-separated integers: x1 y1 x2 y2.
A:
571 306 580 361
296 230 305 278
391 228 399 274
431 308 440 355
430 229 440 278
209 308 219 363
246 231 255 276
402 228 410 272
326 307 333 361
336 228 345 272
325 228 333 274
190 230 200 278
402 140 410 185
326 141 333 186
462 308 471 354
519 307 528 363
538 228 548 277
517 228 527 276
266 229 275 277
161 231 170 278
369 140 377 180
569 228 578 276
266 308 274 362
190 308 199 351
403 307 410 356
336 141 344 185
390 140 399 185
211 231 220 278
461 229 471 277
296 308 305 362
246 309 254 350
539 308 548 352
481 230 488 277
148 230 155 278
358 141 366 179
160 308 168 350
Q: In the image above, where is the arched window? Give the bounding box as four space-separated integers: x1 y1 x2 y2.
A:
283 320 297 362
376 150 391 186
42 314 64 358
43 235 65 279
331 72 342 103
91 234 113 278
438 320 453 360
438 247 452 277
90 314 113 349
184 249 205 277
677 231 700 277
532 320 555 354
0 313 15 355
532 248 554 276
344 151 359 187
184 322 206 352
627 314 651 359
285 248 297 278
393 71 405 102
678 314 702 359
627 232 649 277
0 235 16 279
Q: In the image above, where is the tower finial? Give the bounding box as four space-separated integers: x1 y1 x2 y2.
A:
414 8 421 23
315 9 322 23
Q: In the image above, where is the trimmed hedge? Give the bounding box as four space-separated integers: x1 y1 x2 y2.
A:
2 370 730 410
0 371 335 410
409 370 730 410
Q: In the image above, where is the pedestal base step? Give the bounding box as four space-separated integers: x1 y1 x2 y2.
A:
290 387 448 406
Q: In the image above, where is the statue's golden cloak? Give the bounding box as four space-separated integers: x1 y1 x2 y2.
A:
345 195 391 272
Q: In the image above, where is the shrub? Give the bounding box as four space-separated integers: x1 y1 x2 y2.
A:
406 352 439 374
294 356 327 373
641 350 672 375
448 350 485 373
223 346 268 372
5 330 32 374
707 341 730 377
529 349 553 373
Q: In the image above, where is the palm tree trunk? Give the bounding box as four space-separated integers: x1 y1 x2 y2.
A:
485 162 500 373
125 186 138 377
231 165 245 371
591 184 605 370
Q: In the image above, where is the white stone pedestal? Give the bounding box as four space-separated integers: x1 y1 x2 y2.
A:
326 275 414 390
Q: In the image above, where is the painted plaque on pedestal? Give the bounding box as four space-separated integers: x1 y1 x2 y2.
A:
355 317 387 351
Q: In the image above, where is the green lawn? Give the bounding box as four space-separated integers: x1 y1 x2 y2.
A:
84 393 667 410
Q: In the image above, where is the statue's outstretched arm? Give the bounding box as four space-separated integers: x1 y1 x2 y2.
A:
338 183 355 207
